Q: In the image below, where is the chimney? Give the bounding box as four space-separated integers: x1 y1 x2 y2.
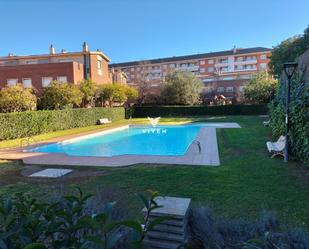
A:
61 49 67 54
83 42 89 52
50 44 56 54
233 45 237 54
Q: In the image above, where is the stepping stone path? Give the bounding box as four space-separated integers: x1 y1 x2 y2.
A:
29 168 72 178
143 196 191 249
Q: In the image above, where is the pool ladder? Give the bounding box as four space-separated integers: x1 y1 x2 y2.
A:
192 140 202 153
20 136 37 147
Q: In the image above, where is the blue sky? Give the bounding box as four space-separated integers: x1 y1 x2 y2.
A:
0 0 308 63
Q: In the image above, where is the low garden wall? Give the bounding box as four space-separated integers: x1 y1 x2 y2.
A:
0 107 125 140
129 104 268 118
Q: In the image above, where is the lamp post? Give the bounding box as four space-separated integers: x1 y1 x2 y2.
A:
283 62 298 162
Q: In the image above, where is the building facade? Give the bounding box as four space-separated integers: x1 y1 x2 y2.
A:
109 47 272 102
0 43 112 95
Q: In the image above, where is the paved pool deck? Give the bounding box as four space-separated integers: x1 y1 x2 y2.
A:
0 123 240 167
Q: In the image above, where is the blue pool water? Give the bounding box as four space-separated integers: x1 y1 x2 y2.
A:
31 125 202 157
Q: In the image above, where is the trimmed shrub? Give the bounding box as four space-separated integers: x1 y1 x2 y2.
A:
130 105 268 117
0 107 125 140
269 70 309 166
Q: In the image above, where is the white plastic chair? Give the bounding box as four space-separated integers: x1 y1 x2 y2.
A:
266 136 286 158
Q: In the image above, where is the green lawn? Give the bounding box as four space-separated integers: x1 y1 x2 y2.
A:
0 115 308 229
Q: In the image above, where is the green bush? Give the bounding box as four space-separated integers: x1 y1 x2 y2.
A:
130 105 268 117
161 71 203 105
0 107 125 140
0 189 169 249
38 81 83 110
269 72 309 166
243 71 278 104
0 84 37 113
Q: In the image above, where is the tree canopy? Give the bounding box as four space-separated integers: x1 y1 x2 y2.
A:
79 79 97 107
269 25 309 77
243 71 278 104
161 71 203 105
96 84 138 107
0 84 37 113
39 81 83 110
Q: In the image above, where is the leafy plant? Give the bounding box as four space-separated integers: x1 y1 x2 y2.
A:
38 81 83 110
161 71 203 105
79 80 98 108
0 84 37 113
0 189 170 249
243 71 278 104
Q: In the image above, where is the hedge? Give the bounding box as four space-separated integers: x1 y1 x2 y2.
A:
0 107 125 140
129 104 268 118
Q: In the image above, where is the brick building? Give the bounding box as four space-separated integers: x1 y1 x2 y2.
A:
0 43 113 95
109 47 272 103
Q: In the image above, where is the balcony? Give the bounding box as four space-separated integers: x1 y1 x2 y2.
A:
176 65 199 72
234 59 257 65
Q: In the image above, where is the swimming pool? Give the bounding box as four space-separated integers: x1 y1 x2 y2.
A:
30 125 203 157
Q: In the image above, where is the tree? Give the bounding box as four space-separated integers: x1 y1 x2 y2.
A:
79 79 97 107
161 71 203 105
243 71 278 104
39 81 83 110
96 84 138 107
135 61 154 105
96 84 127 107
124 85 138 105
0 84 37 113
269 25 309 78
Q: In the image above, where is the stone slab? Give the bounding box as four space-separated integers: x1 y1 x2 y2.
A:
143 196 191 218
29 168 72 178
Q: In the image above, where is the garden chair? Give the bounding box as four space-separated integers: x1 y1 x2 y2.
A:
266 136 286 158
97 118 112 125
263 120 270 126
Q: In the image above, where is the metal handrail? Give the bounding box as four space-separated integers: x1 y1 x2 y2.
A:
20 136 37 147
192 140 202 153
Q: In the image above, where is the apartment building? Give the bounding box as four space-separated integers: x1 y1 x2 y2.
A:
109 47 272 102
0 43 113 94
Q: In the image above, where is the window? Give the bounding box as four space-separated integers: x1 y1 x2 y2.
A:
208 59 214 64
208 67 214 73
217 87 224 93
260 63 267 69
200 60 205 65
218 58 228 63
203 78 214 82
260 54 267 60
22 78 32 88
226 87 234 92
200 68 205 73
239 86 245 92
42 77 53 87
97 60 102 75
57 76 67 83
7 78 18 86
162 64 167 69
221 76 235 80
26 60 37 64
220 66 228 72
130 68 135 72
97 60 102 69
170 64 175 68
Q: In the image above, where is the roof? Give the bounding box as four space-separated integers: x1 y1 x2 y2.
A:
109 47 272 68
0 51 111 62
